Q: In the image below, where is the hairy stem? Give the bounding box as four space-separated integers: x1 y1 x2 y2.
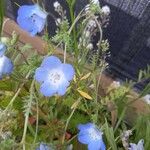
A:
21 80 35 150
62 99 80 144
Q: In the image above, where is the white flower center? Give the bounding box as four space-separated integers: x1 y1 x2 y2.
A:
49 70 64 86
88 128 101 141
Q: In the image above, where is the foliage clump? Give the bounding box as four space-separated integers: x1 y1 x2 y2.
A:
0 0 150 150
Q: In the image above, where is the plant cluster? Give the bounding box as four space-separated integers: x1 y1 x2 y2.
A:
0 0 150 150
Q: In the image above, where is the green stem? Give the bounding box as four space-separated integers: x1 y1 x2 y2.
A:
21 80 35 149
93 16 103 46
69 3 78 56
92 16 104 123
33 93 39 143
62 99 80 144
0 0 4 37
14 2 20 7
114 107 127 133
62 108 76 144
94 63 105 123
64 44 67 63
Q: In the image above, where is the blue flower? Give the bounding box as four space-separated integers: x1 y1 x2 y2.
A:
0 55 13 79
17 4 47 36
36 143 52 150
77 123 106 150
129 139 144 150
35 56 75 97
0 43 7 57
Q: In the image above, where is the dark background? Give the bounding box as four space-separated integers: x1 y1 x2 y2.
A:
6 0 150 90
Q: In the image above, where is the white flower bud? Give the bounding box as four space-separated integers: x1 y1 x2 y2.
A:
86 43 93 50
89 84 95 89
55 18 61 26
85 31 90 38
82 39 86 47
91 0 99 5
79 37 82 43
85 4 90 13
112 81 121 88
88 20 97 28
101 5 110 15
53 1 60 9
143 94 150 105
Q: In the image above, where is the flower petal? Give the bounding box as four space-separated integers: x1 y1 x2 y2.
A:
78 123 95 131
17 5 35 17
0 73 2 79
17 17 35 33
36 143 51 150
0 55 13 75
129 143 137 150
40 143 50 150
32 15 46 32
137 139 144 149
78 131 92 144
57 80 69 96
0 43 6 57
33 4 47 19
34 67 49 83
40 82 57 97
60 64 75 81
41 56 62 69
30 28 39 36
129 139 144 150
88 141 106 150
3 60 13 75
17 4 47 36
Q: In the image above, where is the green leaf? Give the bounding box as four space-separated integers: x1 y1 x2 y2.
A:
0 139 15 150
135 114 150 150
139 83 150 98
138 65 150 82
0 0 5 37
0 79 18 91
104 119 118 150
